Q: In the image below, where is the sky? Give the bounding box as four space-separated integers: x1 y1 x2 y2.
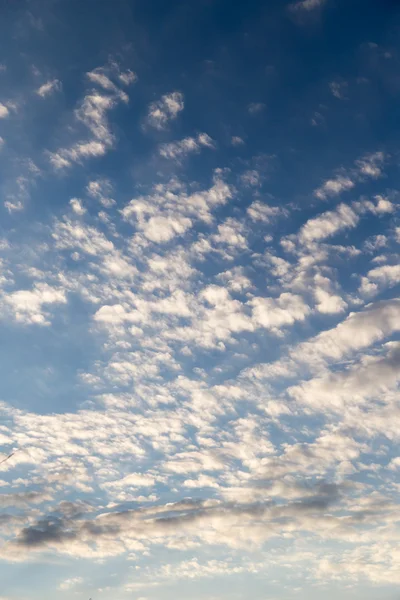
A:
0 0 400 599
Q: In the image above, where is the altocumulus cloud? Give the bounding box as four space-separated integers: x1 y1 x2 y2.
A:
0 2 399 600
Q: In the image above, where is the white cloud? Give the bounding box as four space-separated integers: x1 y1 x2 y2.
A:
247 200 287 223
69 198 86 215
299 203 359 244
231 136 245 146
0 103 9 118
217 267 252 292
314 175 355 200
159 133 215 162
248 102 265 115
359 264 400 297
292 298 400 365
86 178 115 207
146 92 184 129
122 171 232 243
212 218 247 250
356 152 385 178
314 152 386 200
104 472 156 490
250 293 310 331
36 79 61 98
329 80 347 99
4 283 67 325
290 0 327 11
49 64 134 169
289 341 400 412
118 69 137 86
58 577 84 591
314 274 347 314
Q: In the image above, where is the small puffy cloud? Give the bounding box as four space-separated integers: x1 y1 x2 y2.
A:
4 283 67 325
104 472 156 490
118 69 137 86
0 103 9 118
290 0 327 11
248 102 265 115
122 171 232 243
299 203 359 244
86 178 115 207
314 175 355 200
314 152 386 200
36 79 61 98
359 264 400 297
58 577 83 591
313 273 347 315
356 152 385 178
69 198 86 215
159 133 215 162
356 194 395 215
247 200 287 223
212 218 247 250
241 170 260 187
4 161 40 212
250 293 310 331
217 267 252 292
231 136 245 146
49 63 133 170
146 92 184 130
86 64 136 98
329 80 348 99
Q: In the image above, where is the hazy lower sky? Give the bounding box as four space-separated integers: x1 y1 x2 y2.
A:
0 1 399 599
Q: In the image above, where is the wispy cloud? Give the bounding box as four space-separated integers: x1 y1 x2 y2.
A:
48 63 136 169
159 133 215 162
146 92 184 129
289 0 327 12
0 103 9 118
36 79 61 98
314 152 386 200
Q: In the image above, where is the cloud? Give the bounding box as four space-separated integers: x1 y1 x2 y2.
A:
146 92 184 129
359 264 400 297
0 103 9 118
314 175 355 200
313 274 347 314
58 577 84 591
329 80 347 99
0 41 399 600
159 133 215 162
247 200 288 223
299 203 359 244
86 178 115 207
3 283 67 325
121 170 233 243
248 102 265 115
250 293 310 331
231 136 245 146
4 160 41 212
314 152 385 200
69 198 86 215
291 298 400 365
36 79 61 98
289 341 400 412
289 0 327 11
48 63 136 169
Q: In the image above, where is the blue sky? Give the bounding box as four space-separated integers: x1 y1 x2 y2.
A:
0 1 400 599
